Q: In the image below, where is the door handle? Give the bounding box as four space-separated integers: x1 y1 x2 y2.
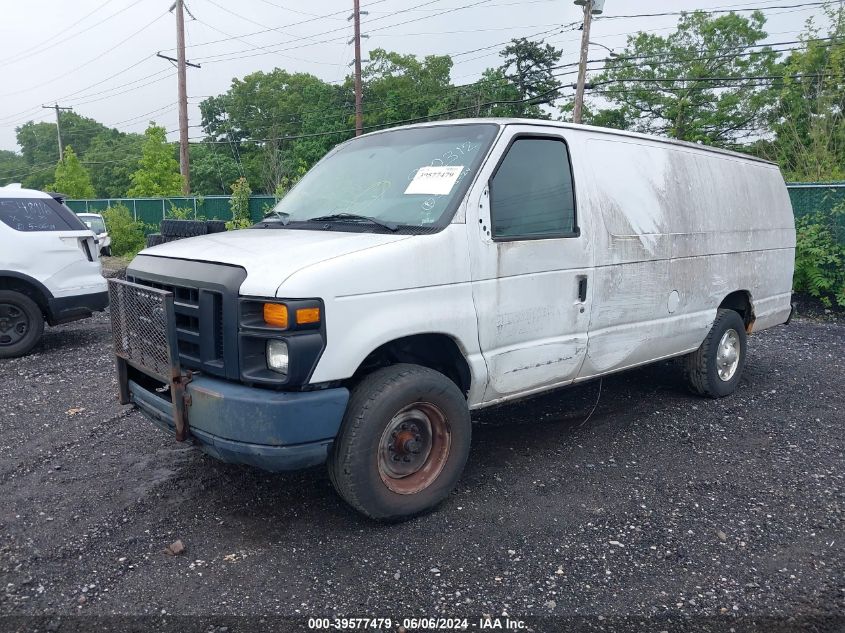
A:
577 276 588 302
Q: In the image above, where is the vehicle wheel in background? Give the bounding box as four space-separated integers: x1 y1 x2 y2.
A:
0 290 44 358
160 219 208 238
684 308 748 398
328 364 471 521
101 246 111 257
206 220 227 234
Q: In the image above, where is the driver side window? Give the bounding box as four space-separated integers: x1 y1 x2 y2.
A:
489 137 577 240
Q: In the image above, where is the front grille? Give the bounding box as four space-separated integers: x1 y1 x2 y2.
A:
107 280 176 381
130 277 226 377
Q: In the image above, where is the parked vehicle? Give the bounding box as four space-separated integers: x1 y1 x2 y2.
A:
108 119 796 519
0 185 108 358
77 212 111 256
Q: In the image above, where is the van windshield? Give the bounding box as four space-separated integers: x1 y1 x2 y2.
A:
263 124 498 232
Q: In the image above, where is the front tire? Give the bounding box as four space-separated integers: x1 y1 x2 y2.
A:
684 308 747 398
328 364 471 521
0 290 45 359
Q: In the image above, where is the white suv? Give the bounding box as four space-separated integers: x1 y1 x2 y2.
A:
0 185 108 358
77 212 111 256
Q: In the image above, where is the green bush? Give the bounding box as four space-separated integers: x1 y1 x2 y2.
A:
102 203 146 258
226 177 252 230
793 201 845 308
166 202 205 221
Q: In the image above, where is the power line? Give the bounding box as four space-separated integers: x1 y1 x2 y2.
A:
162 0 393 53
0 0 119 66
187 0 495 64
585 72 838 89
0 0 147 68
0 11 169 99
595 0 828 20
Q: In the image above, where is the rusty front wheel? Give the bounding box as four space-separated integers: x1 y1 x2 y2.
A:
328 364 471 521
378 402 452 495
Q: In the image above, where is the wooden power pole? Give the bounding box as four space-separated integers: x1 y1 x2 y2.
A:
175 0 190 194
157 3 199 193
351 0 364 136
42 103 72 163
572 0 594 124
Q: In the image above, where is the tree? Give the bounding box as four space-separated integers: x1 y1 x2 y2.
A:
127 123 183 197
359 49 455 126
200 69 346 192
0 150 27 186
49 146 95 198
189 143 241 195
768 5 845 180
85 131 143 198
499 38 563 117
582 11 780 145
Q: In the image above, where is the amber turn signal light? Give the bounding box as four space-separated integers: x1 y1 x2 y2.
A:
263 303 289 328
296 307 321 325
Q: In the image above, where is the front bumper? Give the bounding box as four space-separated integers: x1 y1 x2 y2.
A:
48 289 109 325
128 375 349 471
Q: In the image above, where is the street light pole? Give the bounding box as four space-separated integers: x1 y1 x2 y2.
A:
572 0 594 124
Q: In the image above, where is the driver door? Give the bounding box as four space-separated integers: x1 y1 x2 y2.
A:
465 127 594 404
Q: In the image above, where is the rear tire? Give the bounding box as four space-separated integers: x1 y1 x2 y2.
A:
0 290 44 359
684 308 747 398
328 364 471 521
101 246 111 257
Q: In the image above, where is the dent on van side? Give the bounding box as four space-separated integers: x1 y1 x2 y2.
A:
106 119 796 520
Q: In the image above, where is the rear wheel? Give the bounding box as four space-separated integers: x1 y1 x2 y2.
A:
0 290 44 359
328 364 471 521
684 308 747 398
101 246 111 257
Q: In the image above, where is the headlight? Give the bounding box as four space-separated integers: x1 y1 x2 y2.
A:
266 340 289 375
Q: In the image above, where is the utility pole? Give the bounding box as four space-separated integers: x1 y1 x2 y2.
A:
349 0 366 136
158 2 199 193
572 0 594 124
42 103 72 162
175 0 190 194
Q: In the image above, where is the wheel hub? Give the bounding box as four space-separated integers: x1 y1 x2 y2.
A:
716 328 740 382
0 303 28 346
378 402 452 495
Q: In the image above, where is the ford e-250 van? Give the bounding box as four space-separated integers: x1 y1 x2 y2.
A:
108 119 795 520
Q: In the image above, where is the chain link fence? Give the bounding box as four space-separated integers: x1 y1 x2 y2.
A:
65 195 277 228
786 182 845 244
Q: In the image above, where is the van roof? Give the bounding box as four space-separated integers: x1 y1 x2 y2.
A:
366 118 776 166
0 184 54 199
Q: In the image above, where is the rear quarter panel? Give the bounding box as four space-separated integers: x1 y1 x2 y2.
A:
577 132 794 379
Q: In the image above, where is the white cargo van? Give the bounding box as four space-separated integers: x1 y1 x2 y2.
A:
108 120 795 520
0 185 108 358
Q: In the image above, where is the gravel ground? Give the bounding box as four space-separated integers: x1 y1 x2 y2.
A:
0 309 842 632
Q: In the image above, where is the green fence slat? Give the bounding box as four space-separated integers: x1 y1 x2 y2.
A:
67 185 845 243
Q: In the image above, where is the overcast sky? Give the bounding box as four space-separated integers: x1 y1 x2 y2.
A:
0 0 832 154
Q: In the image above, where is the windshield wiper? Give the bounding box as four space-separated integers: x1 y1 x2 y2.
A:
308 212 399 232
262 210 291 225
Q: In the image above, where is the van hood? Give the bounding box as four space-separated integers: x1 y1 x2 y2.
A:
138 227 412 296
